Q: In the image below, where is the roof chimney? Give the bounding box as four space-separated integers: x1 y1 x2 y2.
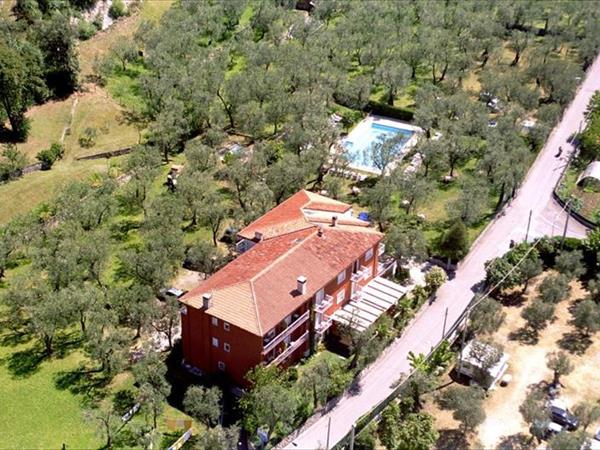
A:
254 231 263 242
202 293 212 309
317 225 324 237
297 276 307 295
331 215 338 227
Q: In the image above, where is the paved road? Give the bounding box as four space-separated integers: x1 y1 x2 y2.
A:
284 54 600 450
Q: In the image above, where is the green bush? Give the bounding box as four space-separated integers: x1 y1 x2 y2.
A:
78 127 97 148
36 142 65 170
77 20 96 40
366 100 415 122
92 12 104 30
109 0 128 19
354 422 377 450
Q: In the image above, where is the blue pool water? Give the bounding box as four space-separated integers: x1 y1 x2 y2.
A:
343 121 414 172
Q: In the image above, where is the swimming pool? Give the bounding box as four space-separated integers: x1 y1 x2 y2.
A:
341 117 420 174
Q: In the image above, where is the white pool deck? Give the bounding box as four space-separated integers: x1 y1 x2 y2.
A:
339 115 423 175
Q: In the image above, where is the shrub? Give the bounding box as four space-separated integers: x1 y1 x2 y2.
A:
365 100 415 122
108 0 128 19
354 422 377 450
36 142 65 170
77 20 96 40
425 266 447 294
92 12 104 30
79 127 97 148
0 144 28 182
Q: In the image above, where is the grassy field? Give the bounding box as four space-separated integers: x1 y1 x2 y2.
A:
0 324 193 449
0 86 138 225
78 0 173 78
0 329 100 449
0 0 174 225
65 87 140 159
0 159 112 224
16 98 74 160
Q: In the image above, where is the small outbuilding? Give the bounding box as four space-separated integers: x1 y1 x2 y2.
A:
456 340 509 390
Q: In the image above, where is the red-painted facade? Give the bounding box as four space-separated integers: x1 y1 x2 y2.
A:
181 242 381 386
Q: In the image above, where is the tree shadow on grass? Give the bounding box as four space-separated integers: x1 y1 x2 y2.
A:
0 328 32 347
2 332 81 378
3 348 46 378
54 367 111 404
435 429 468 450
558 330 592 355
508 326 539 345
109 218 141 242
497 433 535 450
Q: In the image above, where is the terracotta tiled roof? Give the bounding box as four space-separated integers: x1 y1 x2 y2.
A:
304 201 351 213
237 190 356 240
181 225 383 336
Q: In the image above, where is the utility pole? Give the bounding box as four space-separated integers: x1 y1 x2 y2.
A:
326 417 331 450
349 425 356 450
442 307 448 339
457 307 470 375
525 209 532 242
561 202 571 250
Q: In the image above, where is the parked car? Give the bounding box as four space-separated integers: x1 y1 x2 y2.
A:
550 405 579 431
158 287 187 301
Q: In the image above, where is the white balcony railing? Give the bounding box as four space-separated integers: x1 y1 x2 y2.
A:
351 266 370 283
262 310 310 355
315 295 333 314
269 331 309 366
315 316 333 336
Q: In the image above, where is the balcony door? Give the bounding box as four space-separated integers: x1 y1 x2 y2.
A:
352 259 360 274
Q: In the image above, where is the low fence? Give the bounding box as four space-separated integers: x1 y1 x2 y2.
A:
22 162 43 174
75 147 132 161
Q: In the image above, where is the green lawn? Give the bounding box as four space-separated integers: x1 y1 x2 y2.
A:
0 159 112 225
17 98 74 160
0 326 194 449
140 0 174 22
0 331 100 449
65 87 140 159
105 63 149 111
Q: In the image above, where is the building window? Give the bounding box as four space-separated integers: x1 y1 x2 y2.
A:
224 343 231 352
337 290 345 304
212 337 219 348
218 361 226 371
337 270 346 284
224 322 230 331
211 317 218 326
365 248 374 261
